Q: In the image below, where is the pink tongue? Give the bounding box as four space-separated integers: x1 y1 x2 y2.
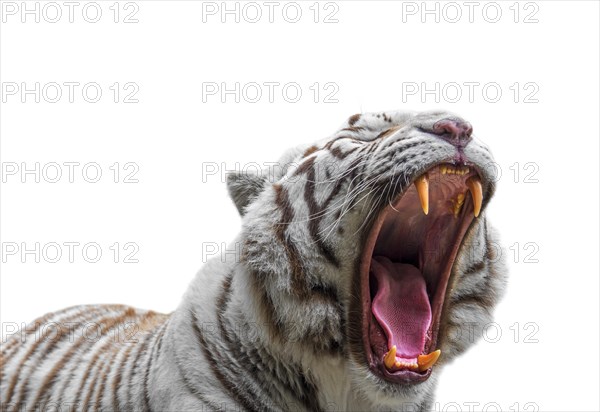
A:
370 256 432 358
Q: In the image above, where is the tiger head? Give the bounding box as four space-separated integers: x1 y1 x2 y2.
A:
227 110 507 407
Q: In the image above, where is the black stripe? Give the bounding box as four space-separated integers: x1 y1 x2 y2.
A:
125 328 153 410
214 278 326 411
247 269 284 340
6 307 90 406
142 323 165 412
90 348 117 411
1 309 60 359
330 145 358 160
273 184 310 299
155 320 167 356
450 292 492 309
79 341 116 411
375 126 401 140
32 307 136 411
13 308 106 410
359 140 381 175
96 334 123 409
295 156 343 268
298 371 324 412
53 309 119 409
462 260 486 277
72 309 139 410
112 343 135 412
172 351 224 411
348 113 361 126
340 126 364 133
216 273 234 345
304 173 343 267
190 309 261 412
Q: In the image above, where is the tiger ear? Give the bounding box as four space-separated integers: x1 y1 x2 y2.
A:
226 171 267 216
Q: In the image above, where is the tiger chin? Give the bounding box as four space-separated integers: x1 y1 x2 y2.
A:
1 110 507 412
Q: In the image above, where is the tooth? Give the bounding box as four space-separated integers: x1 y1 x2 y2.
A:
453 193 466 217
384 345 397 369
417 349 441 371
441 166 447 175
414 174 429 215
466 176 483 217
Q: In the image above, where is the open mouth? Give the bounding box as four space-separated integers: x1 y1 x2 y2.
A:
359 163 484 384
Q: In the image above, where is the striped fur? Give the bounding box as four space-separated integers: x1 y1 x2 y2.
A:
1 305 168 412
1 110 507 411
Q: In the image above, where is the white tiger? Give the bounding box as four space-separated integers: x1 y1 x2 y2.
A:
1 110 507 411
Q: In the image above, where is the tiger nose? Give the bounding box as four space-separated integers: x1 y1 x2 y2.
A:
432 119 473 147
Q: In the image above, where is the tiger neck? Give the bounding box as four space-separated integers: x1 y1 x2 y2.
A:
218 262 375 411
179 254 433 411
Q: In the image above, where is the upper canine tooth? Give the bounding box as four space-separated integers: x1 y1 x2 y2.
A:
466 176 483 217
384 345 397 369
441 166 447 174
414 174 429 215
417 349 441 371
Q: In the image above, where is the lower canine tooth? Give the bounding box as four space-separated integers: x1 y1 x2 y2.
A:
466 176 483 217
417 349 441 371
384 345 397 369
414 174 429 215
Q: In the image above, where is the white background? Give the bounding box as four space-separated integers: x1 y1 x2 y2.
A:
1 1 599 411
